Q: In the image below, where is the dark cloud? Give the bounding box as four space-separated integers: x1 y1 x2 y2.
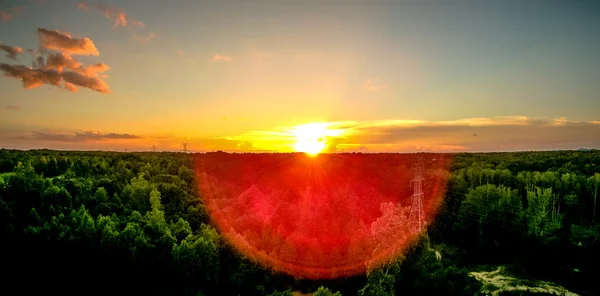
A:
327 118 600 152
37 28 99 56
0 63 62 89
5 105 21 111
0 43 23 60
22 131 141 142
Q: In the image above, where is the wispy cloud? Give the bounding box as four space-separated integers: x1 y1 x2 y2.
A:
5 105 21 111
0 6 26 22
2 117 599 152
211 54 233 62
0 29 110 93
76 1 144 28
0 43 23 59
364 79 388 91
132 32 156 43
20 130 141 142
220 116 600 153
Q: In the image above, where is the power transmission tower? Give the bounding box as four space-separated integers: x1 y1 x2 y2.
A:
152 145 156 152
181 143 188 153
409 157 426 233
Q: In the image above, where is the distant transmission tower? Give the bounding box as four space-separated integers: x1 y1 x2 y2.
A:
181 143 188 153
152 145 156 152
409 158 426 233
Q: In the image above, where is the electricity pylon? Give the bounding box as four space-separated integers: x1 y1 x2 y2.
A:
181 143 188 153
409 158 426 233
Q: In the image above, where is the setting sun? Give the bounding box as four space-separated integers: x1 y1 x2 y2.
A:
292 123 344 156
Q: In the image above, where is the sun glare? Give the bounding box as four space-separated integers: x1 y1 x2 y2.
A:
292 123 343 156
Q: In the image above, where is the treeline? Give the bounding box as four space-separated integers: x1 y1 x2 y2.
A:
0 149 599 295
430 152 600 295
0 150 294 296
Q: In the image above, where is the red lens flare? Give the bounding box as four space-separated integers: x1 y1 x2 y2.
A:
195 153 452 279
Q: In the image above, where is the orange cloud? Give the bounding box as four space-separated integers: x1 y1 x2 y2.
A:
0 43 22 60
37 28 99 56
77 1 144 28
64 82 78 92
45 52 83 72
211 54 233 62
0 29 110 93
62 71 110 93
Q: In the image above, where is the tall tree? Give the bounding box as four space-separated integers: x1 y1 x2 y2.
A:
587 173 600 223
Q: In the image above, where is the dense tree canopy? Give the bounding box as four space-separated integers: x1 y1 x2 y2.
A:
0 149 598 295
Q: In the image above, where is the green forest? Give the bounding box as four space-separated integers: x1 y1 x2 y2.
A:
0 149 598 296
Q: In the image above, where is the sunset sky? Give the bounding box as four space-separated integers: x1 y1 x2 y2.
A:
1 0 599 153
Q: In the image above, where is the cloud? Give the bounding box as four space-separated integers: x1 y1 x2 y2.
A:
0 28 110 93
20 130 141 142
76 1 145 28
61 70 110 93
322 117 600 152
0 6 26 22
44 52 109 77
0 43 23 59
0 11 9 22
132 32 156 43
0 63 62 88
224 117 600 153
211 54 232 62
45 52 83 72
64 82 78 92
364 79 388 91
37 28 99 56
5 105 21 111
0 60 110 93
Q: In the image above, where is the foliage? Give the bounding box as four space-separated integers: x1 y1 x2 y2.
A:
0 149 599 295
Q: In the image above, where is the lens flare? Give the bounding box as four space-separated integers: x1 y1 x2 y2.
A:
195 153 452 279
